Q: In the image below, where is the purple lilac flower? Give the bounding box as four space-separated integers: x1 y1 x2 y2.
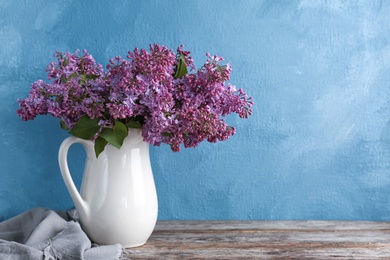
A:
17 44 253 152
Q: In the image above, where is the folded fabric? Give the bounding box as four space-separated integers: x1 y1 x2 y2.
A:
0 208 127 260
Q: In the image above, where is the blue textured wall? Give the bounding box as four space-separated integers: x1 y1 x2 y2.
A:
2 0 390 220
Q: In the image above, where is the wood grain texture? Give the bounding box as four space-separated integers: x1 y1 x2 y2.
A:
124 221 390 259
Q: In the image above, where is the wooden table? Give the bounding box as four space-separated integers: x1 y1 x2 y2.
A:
124 221 390 259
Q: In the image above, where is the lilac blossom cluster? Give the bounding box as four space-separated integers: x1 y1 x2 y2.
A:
17 44 253 152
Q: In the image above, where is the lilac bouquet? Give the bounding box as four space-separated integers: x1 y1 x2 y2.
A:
17 44 253 157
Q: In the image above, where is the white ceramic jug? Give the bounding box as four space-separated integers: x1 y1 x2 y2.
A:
58 129 158 247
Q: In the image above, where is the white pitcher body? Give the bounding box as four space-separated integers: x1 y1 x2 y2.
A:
58 129 158 247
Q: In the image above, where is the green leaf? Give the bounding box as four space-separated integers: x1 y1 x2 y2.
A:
86 74 100 80
174 54 188 79
63 57 69 67
162 132 170 137
67 72 78 81
100 121 128 149
125 120 142 129
94 136 108 158
69 115 100 140
60 120 69 130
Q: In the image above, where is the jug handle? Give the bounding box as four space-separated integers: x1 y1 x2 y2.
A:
58 136 91 220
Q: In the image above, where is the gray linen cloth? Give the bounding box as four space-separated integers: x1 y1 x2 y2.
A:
0 208 126 260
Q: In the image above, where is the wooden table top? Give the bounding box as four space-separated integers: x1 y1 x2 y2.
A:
124 220 390 259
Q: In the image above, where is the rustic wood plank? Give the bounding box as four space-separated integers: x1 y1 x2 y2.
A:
124 221 390 259
154 220 390 231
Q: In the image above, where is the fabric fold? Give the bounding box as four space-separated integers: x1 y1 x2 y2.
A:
0 208 125 260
